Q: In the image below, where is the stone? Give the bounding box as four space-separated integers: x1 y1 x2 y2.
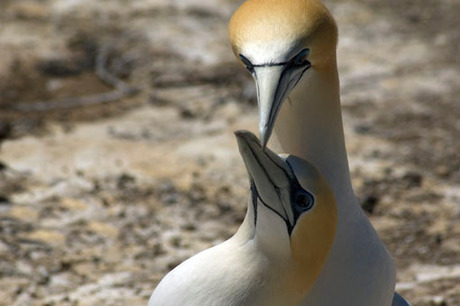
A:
25 230 66 246
87 222 119 239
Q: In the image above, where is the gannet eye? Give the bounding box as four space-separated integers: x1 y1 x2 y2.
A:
239 54 254 73
292 49 310 66
294 190 314 211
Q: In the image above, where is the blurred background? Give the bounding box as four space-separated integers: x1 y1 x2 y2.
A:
0 0 459 305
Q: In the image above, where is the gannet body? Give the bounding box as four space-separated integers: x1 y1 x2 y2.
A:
149 130 337 306
229 1 409 305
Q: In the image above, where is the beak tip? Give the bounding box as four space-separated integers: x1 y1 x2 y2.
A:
235 129 267 153
235 129 258 148
234 130 244 138
261 139 268 150
259 128 269 151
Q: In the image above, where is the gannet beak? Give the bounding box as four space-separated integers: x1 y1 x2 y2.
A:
253 63 309 149
235 130 295 226
253 66 286 149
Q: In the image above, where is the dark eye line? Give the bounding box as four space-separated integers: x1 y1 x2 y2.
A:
291 48 310 65
239 54 255 71
239 48 310 70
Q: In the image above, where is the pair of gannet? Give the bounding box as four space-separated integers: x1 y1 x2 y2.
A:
149 131 338 305
228 0 409 305
150 0 410 305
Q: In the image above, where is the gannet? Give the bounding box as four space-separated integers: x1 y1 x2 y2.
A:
229 1 409 305
149 130 337 306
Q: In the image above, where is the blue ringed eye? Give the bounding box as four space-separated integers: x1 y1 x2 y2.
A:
294 190 314 210
293 49 310 66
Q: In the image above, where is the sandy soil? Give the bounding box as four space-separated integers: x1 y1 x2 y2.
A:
0 0 459 305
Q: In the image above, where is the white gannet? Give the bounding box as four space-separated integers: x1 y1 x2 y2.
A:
229 1 409 305
149 130 337 306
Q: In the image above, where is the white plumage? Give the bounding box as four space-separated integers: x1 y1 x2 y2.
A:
149 131 338 306
229 0 409 305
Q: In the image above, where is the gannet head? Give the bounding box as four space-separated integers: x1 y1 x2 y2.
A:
229 0 338 147
235 130 337 300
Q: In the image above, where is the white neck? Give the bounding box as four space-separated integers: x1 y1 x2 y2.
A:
273 61 356 209
269 60 396 306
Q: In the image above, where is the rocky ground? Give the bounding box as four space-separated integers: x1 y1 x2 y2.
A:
0 0 459 305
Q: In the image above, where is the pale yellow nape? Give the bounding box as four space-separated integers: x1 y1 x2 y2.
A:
229 0 338 68
285 156 338 301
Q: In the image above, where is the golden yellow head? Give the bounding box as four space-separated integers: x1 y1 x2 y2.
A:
229 0 337 68
229 0 339 147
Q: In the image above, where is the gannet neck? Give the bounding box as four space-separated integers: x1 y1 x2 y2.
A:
232 192 256 242
274 61 354 202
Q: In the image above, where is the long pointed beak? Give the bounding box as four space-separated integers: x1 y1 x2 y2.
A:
253 66 286 148
235 130 295 226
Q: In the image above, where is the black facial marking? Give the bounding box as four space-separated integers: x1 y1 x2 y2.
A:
250 180 258 227
249 48 311 125
292 49 310 67
288 175 315 225
248 151 315 235
239 54 254 72
254 176 314 236
246 144 294 233
256 192 294 235
239 48 311 71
